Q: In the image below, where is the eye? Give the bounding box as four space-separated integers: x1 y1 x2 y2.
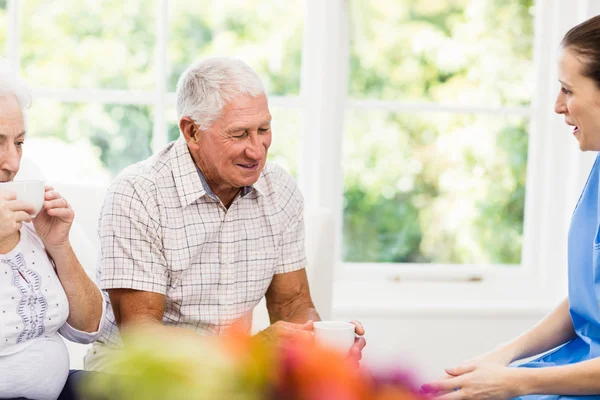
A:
15 141 24 147
258 128 270 133
561 86 572 95
232 131 247 139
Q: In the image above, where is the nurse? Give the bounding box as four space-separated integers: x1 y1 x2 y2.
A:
422 15 600 400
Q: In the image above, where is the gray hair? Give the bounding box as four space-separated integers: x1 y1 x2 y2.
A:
0 59 32 126
176 57 266 131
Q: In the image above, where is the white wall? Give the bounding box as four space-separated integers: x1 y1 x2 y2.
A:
333 310 545 381
331 279 555 381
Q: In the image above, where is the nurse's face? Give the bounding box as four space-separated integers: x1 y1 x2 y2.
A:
555 47 600 151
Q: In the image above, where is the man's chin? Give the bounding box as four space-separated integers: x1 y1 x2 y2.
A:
239 178 260 187
234 174 261 188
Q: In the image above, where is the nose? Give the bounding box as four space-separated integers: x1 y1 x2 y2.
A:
0 144 21 177
555 90 567 115
245 133 266 160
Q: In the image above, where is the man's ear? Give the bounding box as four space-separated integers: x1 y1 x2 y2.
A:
180 117 199 143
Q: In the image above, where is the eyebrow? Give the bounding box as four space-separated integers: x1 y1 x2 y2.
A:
0 131 26 141
559 79 572 88
227 120 272 133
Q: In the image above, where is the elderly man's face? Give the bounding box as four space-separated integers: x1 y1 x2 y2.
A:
190 94 272 193
0 96 25 182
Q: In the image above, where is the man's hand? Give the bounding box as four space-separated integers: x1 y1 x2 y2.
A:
0 190 35 242
348 320 366 368
257 320 314 343
33 186 74 250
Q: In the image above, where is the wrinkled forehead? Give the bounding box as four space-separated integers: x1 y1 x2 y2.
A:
222 94 270 121
0 95 25 137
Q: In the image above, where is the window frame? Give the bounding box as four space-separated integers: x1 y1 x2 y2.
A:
5 0 599 307
301 0 600 307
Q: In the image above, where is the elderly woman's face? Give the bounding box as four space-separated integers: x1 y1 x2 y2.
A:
192 93 272 191
0 96 25 182
555 48 600 151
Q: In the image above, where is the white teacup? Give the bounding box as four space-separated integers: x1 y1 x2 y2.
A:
0 180 45 217
313 321 356 353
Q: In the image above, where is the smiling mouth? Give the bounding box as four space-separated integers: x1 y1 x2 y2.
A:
567 121 579 135
237 163 259 170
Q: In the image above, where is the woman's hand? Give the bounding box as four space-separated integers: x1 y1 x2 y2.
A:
33 186 74 251
0 190 35 242
422 362 522 400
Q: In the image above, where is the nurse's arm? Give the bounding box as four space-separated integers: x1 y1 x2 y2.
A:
516 357 600 396
488 298 576 364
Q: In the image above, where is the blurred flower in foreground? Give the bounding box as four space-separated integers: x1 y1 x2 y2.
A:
82 325 425 400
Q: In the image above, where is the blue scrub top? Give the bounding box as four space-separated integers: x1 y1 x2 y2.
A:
514 154 600 399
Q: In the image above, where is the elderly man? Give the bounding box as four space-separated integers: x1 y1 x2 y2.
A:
87 57 365 368
0 64 105 400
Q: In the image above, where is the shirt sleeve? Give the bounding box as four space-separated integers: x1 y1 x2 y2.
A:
58 286 107 344
275 181 307 275
98 177 168 295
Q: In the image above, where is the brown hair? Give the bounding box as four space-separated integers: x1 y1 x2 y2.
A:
562 15 600 88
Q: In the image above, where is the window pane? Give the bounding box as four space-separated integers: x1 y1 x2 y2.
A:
166 105 180 143
166 105 300 177
168 0 304 95
348 0 535 107
27 100 153 185
268 107 300 177
21 0 155 90
342 111 528 264
0 0 6 57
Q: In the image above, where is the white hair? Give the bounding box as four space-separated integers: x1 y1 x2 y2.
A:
176 57 266 131
0 59 32 128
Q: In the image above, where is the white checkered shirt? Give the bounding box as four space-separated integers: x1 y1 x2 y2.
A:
95 137 306 347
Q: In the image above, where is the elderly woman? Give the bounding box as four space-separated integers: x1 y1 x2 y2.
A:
423 15 600 400
0 66 105 400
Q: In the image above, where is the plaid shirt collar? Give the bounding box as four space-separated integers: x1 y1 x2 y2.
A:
170 137 265 207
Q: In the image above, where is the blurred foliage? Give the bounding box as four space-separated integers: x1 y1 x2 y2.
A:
342 0 534 264
16 0 533 265
20 0 156 90
342 112 529 264
348 0 534 106
27 101 153 179
168 0 303 95
0 0 6 58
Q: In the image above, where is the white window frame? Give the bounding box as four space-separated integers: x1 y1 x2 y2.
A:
301 0 600 310
4 0 600 310
4 0 305 146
